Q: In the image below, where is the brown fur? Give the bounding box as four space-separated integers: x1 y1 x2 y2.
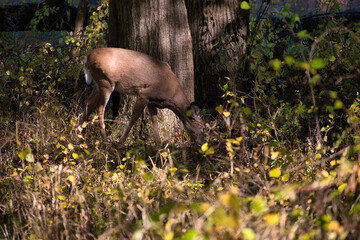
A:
83 48 204 146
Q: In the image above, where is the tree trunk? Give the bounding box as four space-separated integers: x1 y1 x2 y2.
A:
185 0 249 108
72 0 89 87
108 0 194 140
73 0 89 35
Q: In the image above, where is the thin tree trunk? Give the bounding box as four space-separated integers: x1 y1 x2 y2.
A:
73 0 89 36
73 0 89 87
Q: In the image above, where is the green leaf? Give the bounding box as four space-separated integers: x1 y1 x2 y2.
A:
169 167 178 172
269 58 282 71
182 229 199 240
297 30 313 40
311 58 327 69
349 202 360 216
334 100 343 109
18 151 26 160
291 13 300 25
215 105 224 114
242 107 252 116
310 74 321 85
250 196 267 213
329 91 337 98
284 56 295 66
242 228 255 240
240 1 250 10
223 83 228 91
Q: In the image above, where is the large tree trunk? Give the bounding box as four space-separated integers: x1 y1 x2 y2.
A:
185 0 249 108
108 0 194 140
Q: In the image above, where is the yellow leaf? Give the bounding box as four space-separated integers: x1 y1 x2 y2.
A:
55 186 62 193
226 142 233 152
315 153 321 159
281 173 290 182
263 213 280 225
338 183 347 193
321 170 329 178
205 147 215 156
328 220 340 231
271 151 280 160
220 193 231 207
223 111 231 117
199 202 211 213
201 142 209 152
164 232 174 240
165 218 175 232
57 195 66 201
19 76 24 81
72 152 79 159
242 228 255 240
269 168 281 178
67 175 75 184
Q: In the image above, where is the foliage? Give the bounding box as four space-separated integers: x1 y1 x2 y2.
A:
1 0 360 239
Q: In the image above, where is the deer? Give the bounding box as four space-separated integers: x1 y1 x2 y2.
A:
82 48 205 146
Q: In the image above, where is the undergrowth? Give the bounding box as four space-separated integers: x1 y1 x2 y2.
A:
1 0 360 239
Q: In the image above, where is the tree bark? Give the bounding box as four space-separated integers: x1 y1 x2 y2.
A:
73 0 89 35
72 0 89 88
108 0 194 139
185 0 249 108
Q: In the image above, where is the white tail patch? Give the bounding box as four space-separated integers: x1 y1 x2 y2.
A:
83 56 93 85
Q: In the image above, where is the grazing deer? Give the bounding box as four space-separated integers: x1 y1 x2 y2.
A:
82 48 205 146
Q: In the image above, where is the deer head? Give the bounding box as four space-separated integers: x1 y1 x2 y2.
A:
82 48 205 146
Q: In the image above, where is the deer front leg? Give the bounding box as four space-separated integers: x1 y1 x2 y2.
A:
83 87 99 123
148 105 160 142
118 98 147 145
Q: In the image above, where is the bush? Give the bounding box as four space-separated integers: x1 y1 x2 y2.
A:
1 1 360 239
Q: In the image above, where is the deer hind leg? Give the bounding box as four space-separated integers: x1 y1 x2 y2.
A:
84 81 113 138
118 97 147 145
148 105 160 142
